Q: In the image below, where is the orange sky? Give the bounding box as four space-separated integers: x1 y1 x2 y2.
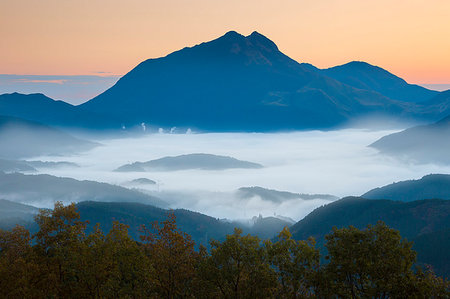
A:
1 0 449 83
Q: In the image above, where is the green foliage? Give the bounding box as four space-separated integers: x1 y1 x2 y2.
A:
0 202 448 298
199 228 278 298
265 227 320 298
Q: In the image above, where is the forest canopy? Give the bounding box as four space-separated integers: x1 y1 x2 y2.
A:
0 202 448 298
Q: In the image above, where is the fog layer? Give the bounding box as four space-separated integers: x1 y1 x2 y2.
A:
30 129 450 221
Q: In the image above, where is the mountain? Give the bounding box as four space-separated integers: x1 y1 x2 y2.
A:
0 199 39 230
76 201 290 245
0 172 167 208
362 174 450 202
370 114 450 164
321 61 438 103
237 186 338 203
0 159 78 173
289 197 450 277
0 92 117 129
80 31 420 131
416 90 450 119
76 201 235 245
0 159 36 172
115 153 263 172
0 115 97 159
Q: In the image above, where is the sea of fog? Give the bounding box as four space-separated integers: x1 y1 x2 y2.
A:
32 129 450 221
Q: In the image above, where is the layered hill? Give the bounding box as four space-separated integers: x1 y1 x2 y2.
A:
321 61 438 103
362 174 450 202
370 114 450 164
289 197 450 277
0 172 167 208
0 115 97 159
0 92 117 129
115 153 263 172
80 31 423 131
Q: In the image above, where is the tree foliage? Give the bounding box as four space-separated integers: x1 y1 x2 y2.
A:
0 202 448 298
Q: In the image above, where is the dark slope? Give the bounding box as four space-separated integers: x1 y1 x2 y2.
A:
81 31 411 131
0 92 117 129
362 174 450 202
290 197 449 241
76 201 235 245
0 115 97 159
416 90 450 119
0 172 167 208
370 114 450 164
412 228 450 277
322 61 437 103
115 153 263 172
76 201 291 245
289 197 450 277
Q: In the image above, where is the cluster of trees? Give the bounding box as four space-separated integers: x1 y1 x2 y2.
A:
0 202 448 298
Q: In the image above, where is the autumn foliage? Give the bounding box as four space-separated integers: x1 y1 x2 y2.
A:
0 202 448 298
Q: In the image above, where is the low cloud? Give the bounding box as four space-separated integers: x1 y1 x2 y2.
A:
29 129 450 221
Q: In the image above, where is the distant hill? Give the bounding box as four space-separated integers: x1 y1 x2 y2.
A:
321 61 437 103
0 159 78 173
0 92 117 129
115 153 263 172
80 31 426 131
0 199 39 230
0 115 97 159
76 201 235 245
76 201 290 245
128 178 157 185
0 172 167 208
362 174 450 202
0 159 36 172
289 197 450 277
370 114 450 164
237 186 338 203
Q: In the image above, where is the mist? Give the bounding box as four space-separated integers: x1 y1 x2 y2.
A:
20 128 450 222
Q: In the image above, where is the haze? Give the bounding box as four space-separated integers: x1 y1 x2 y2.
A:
27 129 450 221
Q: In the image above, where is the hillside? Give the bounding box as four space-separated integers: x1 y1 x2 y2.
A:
115 153 263 172
362 174 450 202
0 92 117 129
370 115 450 164
0 172 167 208
321 61 437 103
289 197 450 277
0 115 97 159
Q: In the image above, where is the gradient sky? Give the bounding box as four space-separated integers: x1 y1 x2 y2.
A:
1 0 449 84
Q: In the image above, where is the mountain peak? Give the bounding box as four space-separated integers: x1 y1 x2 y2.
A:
246 31 278 51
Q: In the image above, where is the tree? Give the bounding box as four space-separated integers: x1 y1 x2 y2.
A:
324 221 419 298
200 228 277 298
140 212 198 298
0 225 37 298
265 227 320 298
101 221 151 298
33 201 88 298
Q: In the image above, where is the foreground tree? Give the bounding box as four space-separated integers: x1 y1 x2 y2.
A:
0 225 37 298
200 228 278 298
323 221 449 298
33 202 88 298
265 227 320 298
141 212 199 298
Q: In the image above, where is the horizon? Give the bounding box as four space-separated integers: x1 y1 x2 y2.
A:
1 29 449 105
2 1 449 82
